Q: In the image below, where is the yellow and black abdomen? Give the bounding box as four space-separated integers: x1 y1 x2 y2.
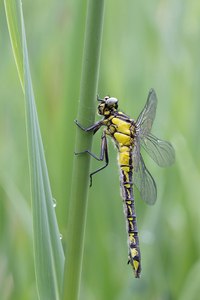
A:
106 114 142 278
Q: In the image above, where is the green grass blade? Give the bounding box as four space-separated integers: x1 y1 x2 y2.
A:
4 0 23 90
62 0 105 299
4 0 65 299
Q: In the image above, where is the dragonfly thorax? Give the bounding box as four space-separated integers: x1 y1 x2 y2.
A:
97 96 118 116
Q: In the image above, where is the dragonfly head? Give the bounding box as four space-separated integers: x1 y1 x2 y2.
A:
97 95 118 116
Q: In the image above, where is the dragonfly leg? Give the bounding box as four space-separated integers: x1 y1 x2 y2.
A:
89 131 109 187
74 126 109 187
74 119 102 158
74 119 102 133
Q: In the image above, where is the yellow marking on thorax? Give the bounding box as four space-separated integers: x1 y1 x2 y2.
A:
112 117 131 135
114 132 131 146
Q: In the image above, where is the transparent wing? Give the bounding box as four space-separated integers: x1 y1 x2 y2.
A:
136 89 157 137
140 133 175 167
136 89 175 167
133 141 157 205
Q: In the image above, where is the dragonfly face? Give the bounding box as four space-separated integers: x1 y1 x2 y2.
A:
97 96 118 116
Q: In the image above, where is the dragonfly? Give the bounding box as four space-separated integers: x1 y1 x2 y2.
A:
75 89 175 278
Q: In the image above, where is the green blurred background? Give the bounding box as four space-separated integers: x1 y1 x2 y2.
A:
1 0 200 299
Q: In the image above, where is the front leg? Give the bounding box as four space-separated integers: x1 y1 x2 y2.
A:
75 119 103 134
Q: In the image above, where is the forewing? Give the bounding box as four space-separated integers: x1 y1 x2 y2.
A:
141 133 175 167
136 89 157 137
133 141 157 205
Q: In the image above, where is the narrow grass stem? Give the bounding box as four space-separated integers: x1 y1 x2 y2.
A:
62 1 104 299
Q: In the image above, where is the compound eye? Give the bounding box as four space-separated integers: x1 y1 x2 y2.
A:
106 97 118 106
